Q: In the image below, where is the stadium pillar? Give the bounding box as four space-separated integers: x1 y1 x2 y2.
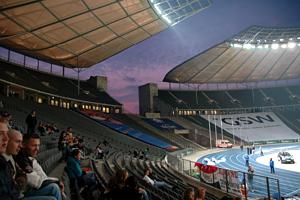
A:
208 115 212 149
214 116 217 145
7 49 10 62
220 115 224 140
77 69 80 96
231 118 235 144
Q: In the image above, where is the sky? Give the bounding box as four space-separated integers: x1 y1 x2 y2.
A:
5 0 300 114
73 0 300 113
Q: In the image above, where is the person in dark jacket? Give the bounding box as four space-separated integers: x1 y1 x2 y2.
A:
0 122 19 200
25 111 37 134
123 176 149 200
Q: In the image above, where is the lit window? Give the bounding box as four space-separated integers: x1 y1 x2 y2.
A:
37 98 42 104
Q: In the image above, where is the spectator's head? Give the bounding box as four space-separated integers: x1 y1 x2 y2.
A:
0 122 9 154
71 148 81 160
31 110 36 116
23 133 40 157
144 168 150 176
183 188 195 200
270 158 272 161
115 169 128 185
6 129 22 155
145 166 152 174
0 111 11 124
67 127 72 132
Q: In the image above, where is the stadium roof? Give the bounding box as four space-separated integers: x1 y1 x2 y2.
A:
0 0 212 68
164 26 300 84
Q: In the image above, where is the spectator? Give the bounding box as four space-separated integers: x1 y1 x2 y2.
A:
95 145 104 159
240 144 243 152
0 122 19 199
123 176 149 200
3 129 24 180
25 111 37 134
270 158 275 174
66 148 97 188
0 111 12 129
143 168 172 189
145 167 157 180
247 165 254 192
183 187 206 200
107 169 129 199
57 131 65 151
37 122 45 136
15 134 64 200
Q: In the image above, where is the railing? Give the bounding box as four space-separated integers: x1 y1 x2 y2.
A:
166 155 281 200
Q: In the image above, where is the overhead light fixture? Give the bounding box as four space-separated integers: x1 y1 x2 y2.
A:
288 42 296 48
154 4 162 14
233 43 242 48
243 44 252 49
271 43 279 49
162 15 171 24
281 44 287 48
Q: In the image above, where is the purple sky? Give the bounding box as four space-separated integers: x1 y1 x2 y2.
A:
77 0 300 113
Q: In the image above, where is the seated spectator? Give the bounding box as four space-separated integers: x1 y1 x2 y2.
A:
143 168 172 189
57 131 65 151
123 176 149 200
3 129 26 189
15 134 64 200
107 169 129 199
183 187 206 200
145 166 158 181
95 145 104 159
66 148 97 188
0 122 19 199
107 169 148 200
37 122 46 136
0 111 12 129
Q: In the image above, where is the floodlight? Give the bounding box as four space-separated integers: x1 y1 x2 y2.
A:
162 15 171 24
233 43 242 48
243 44 252 49
271 43 279 49
288 42 296 48
154 4 162 14
281 44 287 48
